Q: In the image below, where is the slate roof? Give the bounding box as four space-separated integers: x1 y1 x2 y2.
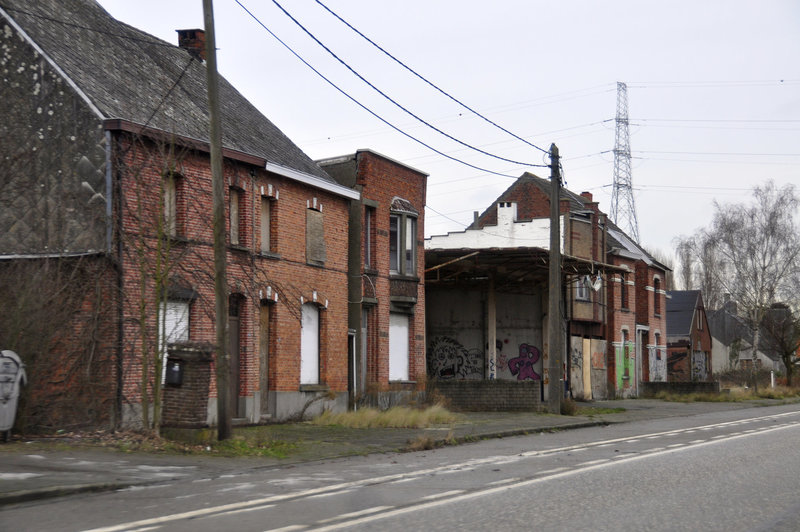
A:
1 0 331 181
666 290 701 338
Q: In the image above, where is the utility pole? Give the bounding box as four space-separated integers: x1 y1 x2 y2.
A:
203 0 231 440
548 144 563 414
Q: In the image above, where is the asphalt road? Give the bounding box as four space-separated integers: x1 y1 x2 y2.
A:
2 403 799 532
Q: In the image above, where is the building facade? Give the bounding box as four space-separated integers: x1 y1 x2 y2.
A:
319 150 428 407
0 0 359 429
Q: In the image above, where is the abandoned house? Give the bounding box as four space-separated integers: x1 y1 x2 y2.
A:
318 150 428 408
666 290 713 382
424 173 670 404
0 0 363 430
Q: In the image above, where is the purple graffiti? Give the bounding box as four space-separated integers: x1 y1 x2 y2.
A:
508 344 542 381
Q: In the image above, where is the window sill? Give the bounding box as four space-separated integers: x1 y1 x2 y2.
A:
163 235 188 244
299 384 329 392
228 244 250 253
306 260 326 268
575 298 591 304
389 273 419 282
259 251 281 260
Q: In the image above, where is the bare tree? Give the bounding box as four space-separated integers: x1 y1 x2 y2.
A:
761 304 800 386
694 181 800 390
673 237 694 291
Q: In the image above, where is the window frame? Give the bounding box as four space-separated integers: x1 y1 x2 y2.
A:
389 212 418 276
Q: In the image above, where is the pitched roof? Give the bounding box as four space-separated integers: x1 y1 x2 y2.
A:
472 172 590 228
666 290 701 337
2 0 331 181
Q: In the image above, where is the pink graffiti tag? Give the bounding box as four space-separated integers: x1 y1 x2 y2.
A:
508 343 542 381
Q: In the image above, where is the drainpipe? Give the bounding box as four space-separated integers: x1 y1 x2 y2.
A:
108 130 124 429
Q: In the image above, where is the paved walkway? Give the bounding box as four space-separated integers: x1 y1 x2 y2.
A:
1 399 796 506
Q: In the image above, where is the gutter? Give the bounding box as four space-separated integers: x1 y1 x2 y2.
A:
103 119 359 201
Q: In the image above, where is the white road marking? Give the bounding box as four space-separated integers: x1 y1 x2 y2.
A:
307 423 800 531
421 490 465 500
578 459 610 466
316 506 394 524
82 409 800 532
210 504 275 518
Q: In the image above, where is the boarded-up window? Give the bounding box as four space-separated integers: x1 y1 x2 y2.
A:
230 189 240 246
163 174 177 237
306 208 326 265
260 197 271 253
389 313 409 381
300 303 319 384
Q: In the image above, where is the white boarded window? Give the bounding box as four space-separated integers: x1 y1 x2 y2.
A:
389 313 409 381
159 300 189 382
300 303 320 385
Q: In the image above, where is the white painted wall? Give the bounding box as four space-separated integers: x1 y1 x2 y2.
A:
426 206 563 251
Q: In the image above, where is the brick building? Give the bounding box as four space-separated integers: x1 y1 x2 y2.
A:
425 172 669 403
0 0 359 429
319 151 428 407
425 173 614 405
605 225 669 396
666 290 712 381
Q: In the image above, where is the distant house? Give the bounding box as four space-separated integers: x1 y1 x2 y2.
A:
318 150 428 408
708 299 786 374
1 0 360 429
666 290 713 381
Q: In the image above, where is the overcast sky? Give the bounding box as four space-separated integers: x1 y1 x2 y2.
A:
96 0 799 257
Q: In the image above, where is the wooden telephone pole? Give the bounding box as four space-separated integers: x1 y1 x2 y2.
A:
203 0 231 440
547 144 563 414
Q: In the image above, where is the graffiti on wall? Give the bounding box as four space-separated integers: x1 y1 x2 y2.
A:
428 336 483 380
692 351 708 381
508 343 542 381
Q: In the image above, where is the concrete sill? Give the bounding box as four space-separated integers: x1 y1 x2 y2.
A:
299 384 330 392
229 244 250 253
259 251 281 260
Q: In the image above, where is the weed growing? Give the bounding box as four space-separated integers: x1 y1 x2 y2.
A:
311 404 460 429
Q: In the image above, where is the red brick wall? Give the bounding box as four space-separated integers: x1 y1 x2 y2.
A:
115 135 351 419
356 152 427 390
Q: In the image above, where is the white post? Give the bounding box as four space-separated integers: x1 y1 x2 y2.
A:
771 371 775 388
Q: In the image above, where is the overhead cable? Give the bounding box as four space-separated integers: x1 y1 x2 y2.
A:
313 0 550 155
270 0 546 168
233 0 525 178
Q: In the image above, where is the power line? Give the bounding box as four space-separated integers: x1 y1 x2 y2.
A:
312 0 551 155
232 0 528 179
270 0 546 168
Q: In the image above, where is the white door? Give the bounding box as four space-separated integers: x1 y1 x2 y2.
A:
389 313 409 381
300 303 319 384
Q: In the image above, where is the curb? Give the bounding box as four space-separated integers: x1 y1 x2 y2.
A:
0 419 620 506
0 481 151 506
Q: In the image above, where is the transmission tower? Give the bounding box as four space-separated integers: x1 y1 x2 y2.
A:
610 81 640 243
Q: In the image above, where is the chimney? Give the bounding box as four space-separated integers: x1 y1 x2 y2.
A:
177 29 206 60
580 191 593 202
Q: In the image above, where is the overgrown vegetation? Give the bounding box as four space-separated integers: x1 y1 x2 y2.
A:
576 405 626 416
654 386 800 403
310 404 460 429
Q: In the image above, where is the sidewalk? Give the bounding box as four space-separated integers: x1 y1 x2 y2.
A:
0 398 794 506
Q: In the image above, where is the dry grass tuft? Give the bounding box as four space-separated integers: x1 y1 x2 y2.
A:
311 403 459 429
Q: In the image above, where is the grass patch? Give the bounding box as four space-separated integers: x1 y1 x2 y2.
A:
310 404 460 429
654 386 800 403
576 406 626 416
